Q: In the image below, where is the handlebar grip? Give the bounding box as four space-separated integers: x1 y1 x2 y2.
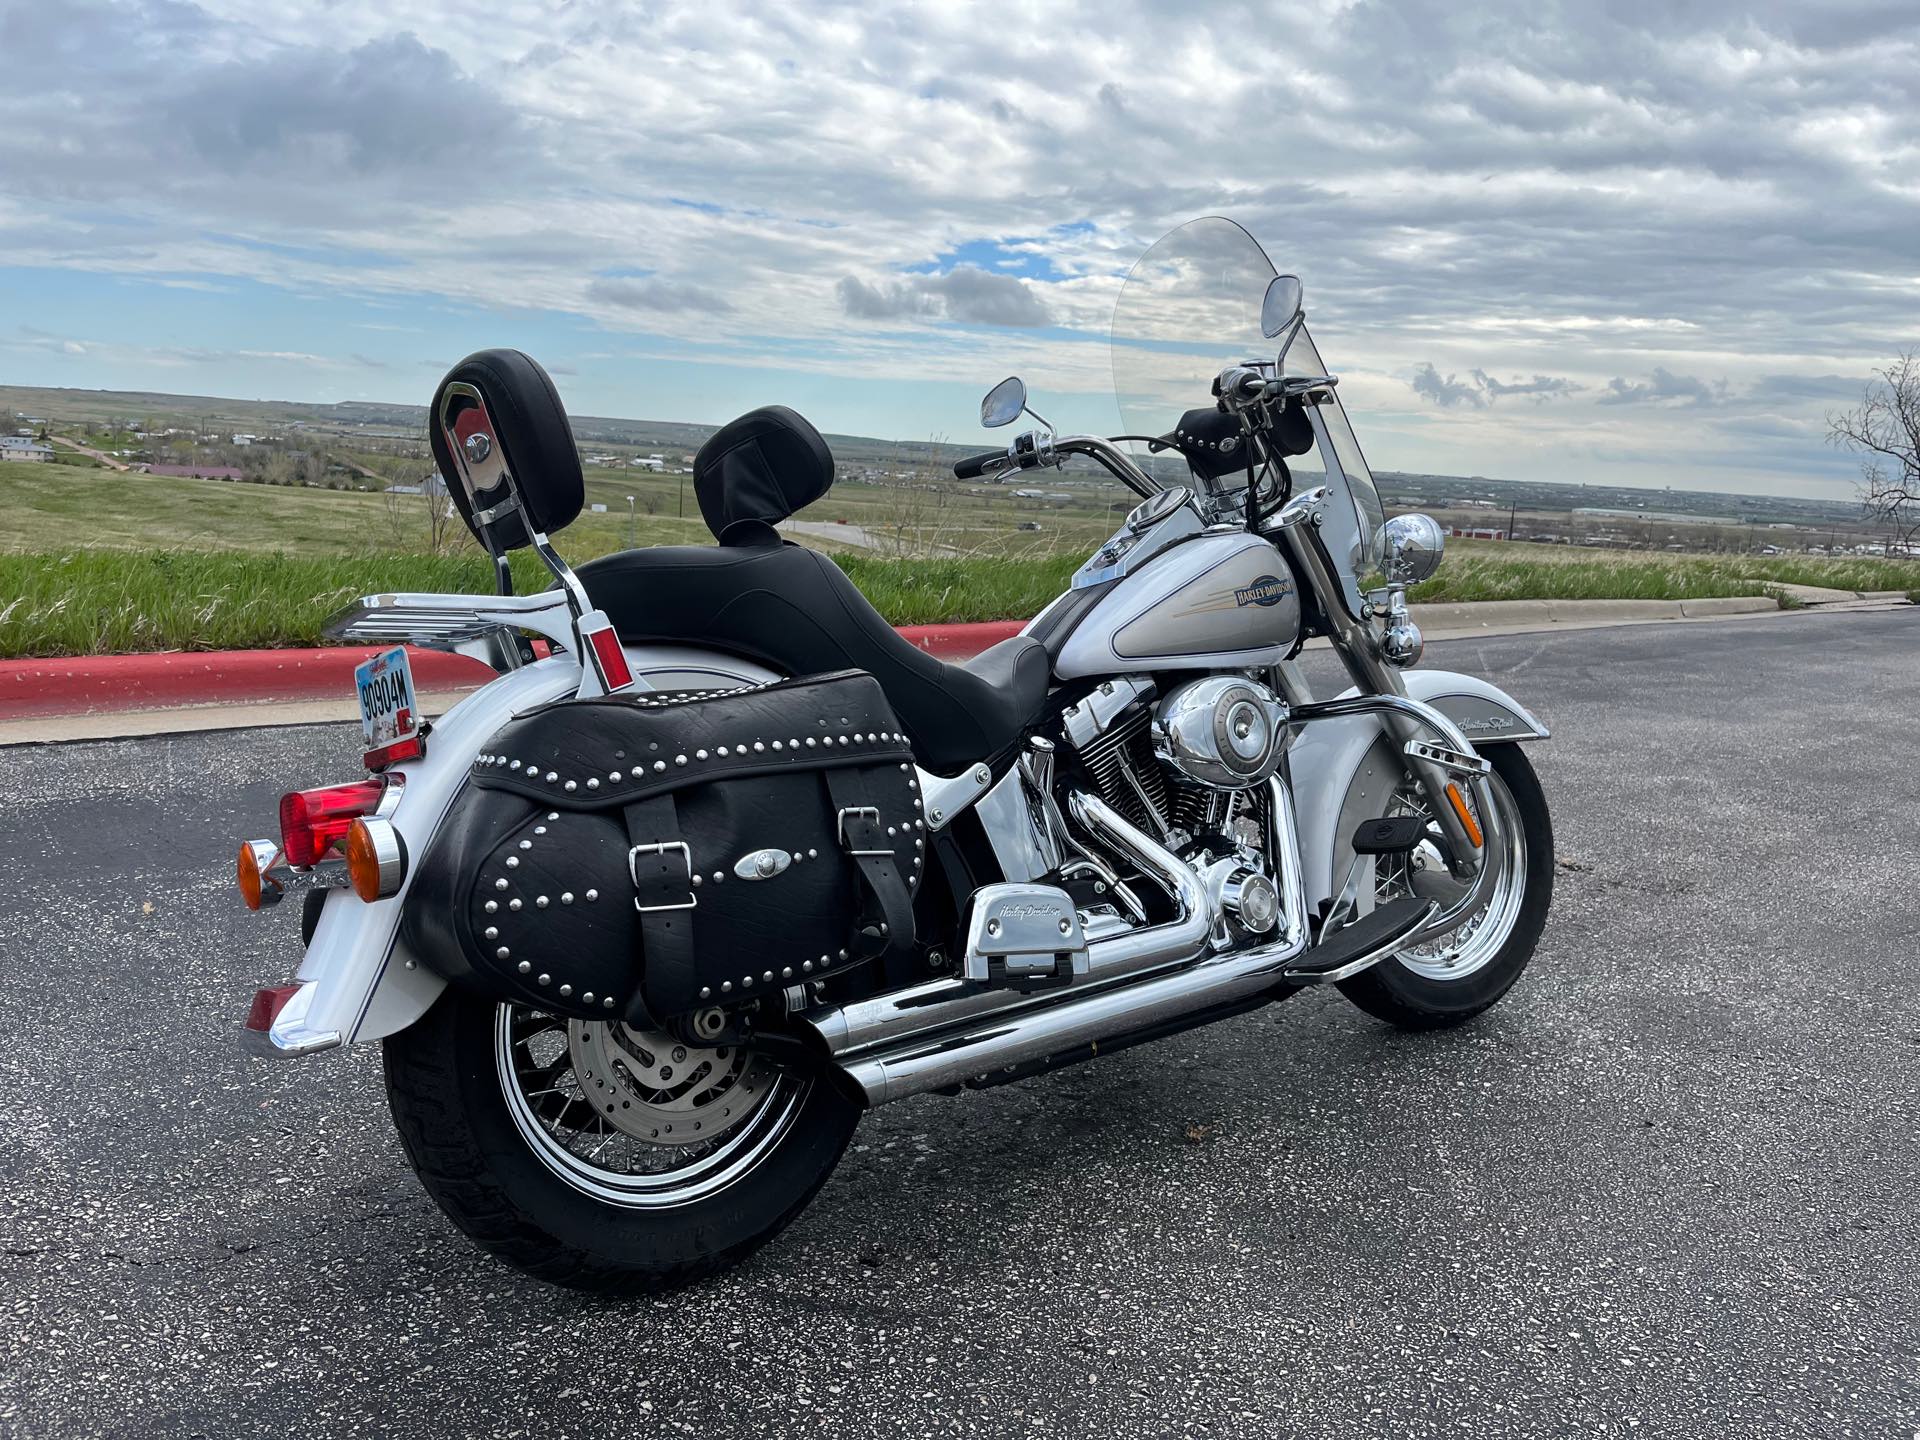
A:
953 449 1006 480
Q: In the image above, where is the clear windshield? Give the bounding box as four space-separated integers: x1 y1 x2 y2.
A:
1110 217 1386 578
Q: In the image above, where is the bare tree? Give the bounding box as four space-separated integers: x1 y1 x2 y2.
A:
382 466 465 554
1829 350 1920 555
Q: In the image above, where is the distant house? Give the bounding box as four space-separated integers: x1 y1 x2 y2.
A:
144 463 247 480
0 437 52 462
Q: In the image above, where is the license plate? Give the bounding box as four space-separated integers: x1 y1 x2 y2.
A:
355 647 419 760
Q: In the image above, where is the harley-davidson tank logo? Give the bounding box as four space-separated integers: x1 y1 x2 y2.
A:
1234 574 1292 608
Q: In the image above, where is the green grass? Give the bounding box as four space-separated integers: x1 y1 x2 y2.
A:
1409 542 1920 603
0 548 1089 657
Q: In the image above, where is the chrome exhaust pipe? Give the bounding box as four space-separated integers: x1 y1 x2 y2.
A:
799 792 1209 1062
806 782 1310 1108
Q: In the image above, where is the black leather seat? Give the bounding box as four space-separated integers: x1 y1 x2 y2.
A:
579 407 1049 774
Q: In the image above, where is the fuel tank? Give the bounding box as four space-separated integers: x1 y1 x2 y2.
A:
1052 531 1302 681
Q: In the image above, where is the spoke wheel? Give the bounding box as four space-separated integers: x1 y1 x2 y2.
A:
385 989 862 1292
496 1005 806 1209
1336 742 1553 1030
1374 764 1528 982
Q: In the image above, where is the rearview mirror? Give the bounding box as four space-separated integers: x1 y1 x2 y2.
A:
981 376 1027 429
1261 275 1304 339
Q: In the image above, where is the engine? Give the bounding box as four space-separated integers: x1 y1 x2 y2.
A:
1061 674 1287 861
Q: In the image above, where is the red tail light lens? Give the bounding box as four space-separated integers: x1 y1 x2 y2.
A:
279 780 387 867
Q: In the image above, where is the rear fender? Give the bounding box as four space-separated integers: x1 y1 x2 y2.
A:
253 645 778 1058
1288 670 1547 915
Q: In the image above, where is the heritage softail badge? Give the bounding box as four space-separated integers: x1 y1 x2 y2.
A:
1234 574 1292 608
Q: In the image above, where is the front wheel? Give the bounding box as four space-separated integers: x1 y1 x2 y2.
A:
1337 742 1553 1029
384 992 860 1292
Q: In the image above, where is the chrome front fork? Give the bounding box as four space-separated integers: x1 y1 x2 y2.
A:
1278 522 1494 881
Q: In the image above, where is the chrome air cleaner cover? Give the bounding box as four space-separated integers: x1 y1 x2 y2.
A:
1150 675 1289 789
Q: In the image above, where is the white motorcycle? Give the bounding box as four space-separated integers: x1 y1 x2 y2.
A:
235 217 1551 1292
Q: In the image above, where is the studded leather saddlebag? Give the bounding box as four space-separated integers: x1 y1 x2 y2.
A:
402 670 922 1023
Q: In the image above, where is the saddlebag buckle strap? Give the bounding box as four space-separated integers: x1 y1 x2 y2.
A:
836 806 890 856
628 840 697 913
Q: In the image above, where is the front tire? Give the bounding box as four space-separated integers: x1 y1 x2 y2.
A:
1337 742 1553 1030
384 991 860 1293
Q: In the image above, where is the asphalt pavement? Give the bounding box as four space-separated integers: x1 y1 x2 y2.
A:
2 607 1917 1439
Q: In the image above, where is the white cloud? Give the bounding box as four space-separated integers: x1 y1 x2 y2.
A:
0 0 1915 493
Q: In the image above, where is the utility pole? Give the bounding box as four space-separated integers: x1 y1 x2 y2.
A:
626 495 636 549
678 474 685 519
1506 501 1516 542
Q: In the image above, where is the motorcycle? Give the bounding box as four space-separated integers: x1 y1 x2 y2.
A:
234 217 1552 1292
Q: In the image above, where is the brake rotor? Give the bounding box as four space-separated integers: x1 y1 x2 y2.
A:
566 1020 775 1147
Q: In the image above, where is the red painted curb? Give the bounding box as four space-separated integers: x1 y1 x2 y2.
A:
0 622 1026 721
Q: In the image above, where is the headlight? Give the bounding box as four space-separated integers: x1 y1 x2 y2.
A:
1374 513 1446 584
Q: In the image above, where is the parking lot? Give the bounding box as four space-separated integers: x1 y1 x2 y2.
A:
3 607 1917 1438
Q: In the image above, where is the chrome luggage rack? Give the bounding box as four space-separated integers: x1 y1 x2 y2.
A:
324 590 578 673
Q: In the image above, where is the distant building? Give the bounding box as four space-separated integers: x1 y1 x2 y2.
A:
0 437 52 462
143 463 247 480
1449 525 1507 541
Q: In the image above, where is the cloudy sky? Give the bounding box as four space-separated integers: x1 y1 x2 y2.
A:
3 0 1917 497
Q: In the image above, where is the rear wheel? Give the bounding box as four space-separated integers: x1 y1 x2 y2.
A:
1337 742 1553 1029
384 991 859 1292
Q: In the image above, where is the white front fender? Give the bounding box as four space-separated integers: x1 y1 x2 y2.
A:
1287 670 1547 915
252 646 778 1058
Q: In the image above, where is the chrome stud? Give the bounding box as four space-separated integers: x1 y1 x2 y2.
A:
586 778 600 790
484 926 498 940
609 771 622 782
696 749 709 760
534 826 547 836
545 771 558 783
509 898 523 911
559 984 572 998
536 895 550 908
718 746 730 757
484 900 498 914
561 892 574 905
506 856 519 869
586 888 599 902
582 991 595 1004
602 997 615 1009
496 946 511 960
517 960 531 974
653 761 667 773
676 754 688 766
519 839 532 850
494 878 509 891
802 960 814 973
538 972 551 986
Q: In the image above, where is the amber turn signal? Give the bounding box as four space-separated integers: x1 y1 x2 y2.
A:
344 817 407 903
1444 782 1484 849
237 839 282 910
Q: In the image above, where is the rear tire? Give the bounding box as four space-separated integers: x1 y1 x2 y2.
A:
384 991 860 1293
1337 742 1553 1030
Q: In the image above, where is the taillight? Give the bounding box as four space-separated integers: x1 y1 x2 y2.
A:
279 780 387 867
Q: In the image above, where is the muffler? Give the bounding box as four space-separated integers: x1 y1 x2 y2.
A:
799 784 1310 1107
